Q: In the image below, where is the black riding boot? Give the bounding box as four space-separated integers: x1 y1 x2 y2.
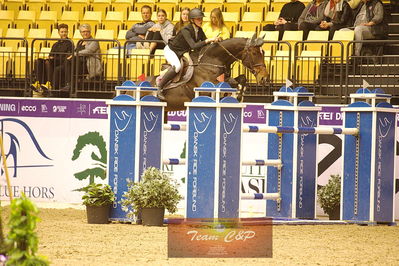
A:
157 66 177 100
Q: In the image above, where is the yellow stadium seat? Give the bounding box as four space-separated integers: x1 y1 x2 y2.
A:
36 11 58 35
47 0 68 19
270 50 291 83
127 49 151 81
81 11 103 33
104 48 121 80
157 0 179 19
4 28 26 48
95 29 115 52
264 11 279 25
331 30 354 63
240 12 263 33
69 0 90 20
0 10 14 34
305 30 329 55
111 0 133 21
178 0 201 11
27 28 47 51
72 29 83 45
13 47 33 79
223 12 239 36
202 0 224 12
103 12 124 38
117 29 128 47
0 47 14 78
152 49 166 76
246 0 268 20
295 50 322 84
281 30 303 52
0 29 3 38
234 31 255 38
134 0 156 12
26 0 47 19
224 0 246 20
15 10 36 34
91 0 112 19
271 0 290 12
59 11 80 37
37 46 52 59
260 30 279 55
4 0 25 13
127 11 144 24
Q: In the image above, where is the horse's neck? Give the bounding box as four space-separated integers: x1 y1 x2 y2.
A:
205 39 246 65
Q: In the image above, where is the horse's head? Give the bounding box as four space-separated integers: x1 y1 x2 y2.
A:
241 34 269 85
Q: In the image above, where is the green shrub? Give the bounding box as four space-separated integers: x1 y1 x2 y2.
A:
81 183 116 206
318 174 341 215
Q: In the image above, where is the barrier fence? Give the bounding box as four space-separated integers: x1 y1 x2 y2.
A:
0 37 398 103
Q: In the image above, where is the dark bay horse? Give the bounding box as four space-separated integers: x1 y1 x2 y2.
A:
150 34 268 111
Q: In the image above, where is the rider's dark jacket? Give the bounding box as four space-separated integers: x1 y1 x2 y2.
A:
168 23 207 58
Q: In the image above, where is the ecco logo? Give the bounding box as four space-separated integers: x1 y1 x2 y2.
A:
53 106 67 112
92 106 107 115
21 105 36 112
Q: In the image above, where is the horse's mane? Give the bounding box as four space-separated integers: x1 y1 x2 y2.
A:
199 37 248 57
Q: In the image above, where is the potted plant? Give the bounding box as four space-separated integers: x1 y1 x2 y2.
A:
317 174 341 220
82 183 115 224
121 167 182 226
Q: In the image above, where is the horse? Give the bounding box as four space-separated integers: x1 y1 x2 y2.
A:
148 34 268 112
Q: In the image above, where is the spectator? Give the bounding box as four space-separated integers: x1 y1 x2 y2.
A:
140 9 174 55
157 8 220 100
263 0 305 40
125 5 155 49
345 0 388 56
57 24 102 92
202 8 230 40
318 0 353 39
173 7 190 35
298 0 328 39
31 24 73 95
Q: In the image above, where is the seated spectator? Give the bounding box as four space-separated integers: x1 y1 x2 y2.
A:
57 24 103 92
173 7 190 35
318 0 353 39
342 0 388 56
140 9 174 55
31 24 73 95
202 8 231 40
298 0 328 39
263 0 305 40
125 5 155 49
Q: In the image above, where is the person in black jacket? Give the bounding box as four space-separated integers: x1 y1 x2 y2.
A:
263 0 305 40
157 8 220 100
31 24 73 94
318 0 353 39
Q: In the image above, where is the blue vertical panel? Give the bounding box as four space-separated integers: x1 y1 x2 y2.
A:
187 106 217 218
374 111 395 223
108 104 136 221
266 101 294 218
138 105 163 180
343 108 372 222
296 110 318 219
218 107 242 218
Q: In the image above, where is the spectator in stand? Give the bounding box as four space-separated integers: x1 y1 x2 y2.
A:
263 0 305 40
125 5 155 49
173 7 190 35
140 9 174 56
318 0 353 39
342 0 388 56
298 0 328 39
202 8 231 40
57 24 102 92
31 24 73 95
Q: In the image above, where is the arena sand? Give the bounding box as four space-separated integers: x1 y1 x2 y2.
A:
1 206 399 265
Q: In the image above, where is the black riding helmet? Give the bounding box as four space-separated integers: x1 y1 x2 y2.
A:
189 8 205 20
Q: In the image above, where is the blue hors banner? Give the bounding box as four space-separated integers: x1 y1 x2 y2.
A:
109 105 136 221
296 110 318 219
139 106 163 180
374 112 395 222
219 108 242 218
187 107 216 218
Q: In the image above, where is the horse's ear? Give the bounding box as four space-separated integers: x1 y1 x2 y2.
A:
250 33 257 44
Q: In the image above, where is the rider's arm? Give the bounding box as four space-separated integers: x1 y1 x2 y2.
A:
181 28 207 50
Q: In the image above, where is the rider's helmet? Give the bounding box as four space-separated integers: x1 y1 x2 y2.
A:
189 8 205 20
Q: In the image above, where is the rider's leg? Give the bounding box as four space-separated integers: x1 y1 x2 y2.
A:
157 45 180 100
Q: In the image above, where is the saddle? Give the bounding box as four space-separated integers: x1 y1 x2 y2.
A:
158 55 194 90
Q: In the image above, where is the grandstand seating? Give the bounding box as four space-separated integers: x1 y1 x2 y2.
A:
37 10 58 36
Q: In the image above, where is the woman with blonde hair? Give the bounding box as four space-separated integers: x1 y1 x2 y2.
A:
173 7 190 34
202 8 230 40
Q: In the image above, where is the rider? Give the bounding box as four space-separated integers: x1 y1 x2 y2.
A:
157 8 221 100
